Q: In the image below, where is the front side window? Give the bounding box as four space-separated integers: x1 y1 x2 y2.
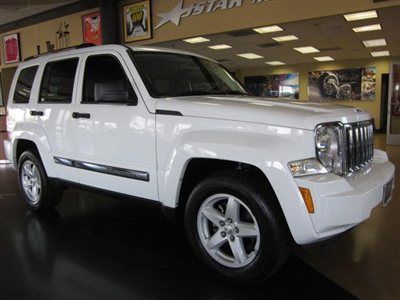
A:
82 55 136 104
131 51 248 98
14 66 38 103
39 58 78 103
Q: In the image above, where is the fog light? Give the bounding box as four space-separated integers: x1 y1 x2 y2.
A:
299 187 314 214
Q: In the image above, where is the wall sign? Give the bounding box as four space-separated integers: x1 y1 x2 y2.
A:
123 0 152 42
155 0 244 29
55 22 70 49
82 12 102 45
308 67 376 101
2 33 21 64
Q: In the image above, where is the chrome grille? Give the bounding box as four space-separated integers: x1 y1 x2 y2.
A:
343 120 374 173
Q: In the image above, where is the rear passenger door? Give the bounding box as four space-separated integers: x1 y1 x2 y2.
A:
36 56 80 182
72 50 157 200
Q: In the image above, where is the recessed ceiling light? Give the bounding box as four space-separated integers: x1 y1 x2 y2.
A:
182 36 210 43
236 53 264 59
371 50 390 57
293 46 320 54
208 44 232 50
352 24 381 33
272 35 299 42
314 56 334 62
362 38 386 47
344 10 378 22
265 61 286 66
253 25 284 34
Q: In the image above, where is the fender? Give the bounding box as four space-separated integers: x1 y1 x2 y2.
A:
11 122 55 177
156 122 319 244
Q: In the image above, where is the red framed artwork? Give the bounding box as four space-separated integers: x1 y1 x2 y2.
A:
2 33 21 64
82 12 102 45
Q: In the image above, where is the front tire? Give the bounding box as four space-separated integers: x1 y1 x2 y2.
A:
18 150 62 211
185 171 289 283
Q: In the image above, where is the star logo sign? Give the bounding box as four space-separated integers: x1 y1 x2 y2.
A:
155 0 189 29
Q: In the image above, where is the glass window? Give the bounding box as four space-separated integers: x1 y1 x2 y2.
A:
131 51 248 98
13 66 38 103
82 55 136 104
39 58 78 103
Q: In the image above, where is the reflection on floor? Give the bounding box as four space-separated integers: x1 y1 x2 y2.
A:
0 167 354 299
299 133 400 300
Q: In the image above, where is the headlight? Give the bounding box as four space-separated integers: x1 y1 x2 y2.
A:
315 123 344 175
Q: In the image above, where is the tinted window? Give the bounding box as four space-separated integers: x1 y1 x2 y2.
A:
39 58 78 103
131 51 248 98
14 66 38 103
82 55 136 104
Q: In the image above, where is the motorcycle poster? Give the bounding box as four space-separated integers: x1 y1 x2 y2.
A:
308 67 376 101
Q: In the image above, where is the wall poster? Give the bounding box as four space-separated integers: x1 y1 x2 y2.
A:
308 67 376 101
123 0 152 43
2 33 21 64
244 73 300 99
82 12 102 45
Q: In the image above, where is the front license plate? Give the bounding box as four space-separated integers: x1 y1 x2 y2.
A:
382 178 394 207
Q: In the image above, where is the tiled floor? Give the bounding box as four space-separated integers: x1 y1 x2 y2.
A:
299 134 400 300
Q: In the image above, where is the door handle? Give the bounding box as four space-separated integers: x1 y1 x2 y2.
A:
72 112 91 119
30 110 44 116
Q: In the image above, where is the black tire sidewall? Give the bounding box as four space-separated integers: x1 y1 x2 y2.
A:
185 174 287 282
18 151 51 211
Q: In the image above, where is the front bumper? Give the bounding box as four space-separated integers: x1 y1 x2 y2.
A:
295 149 394 241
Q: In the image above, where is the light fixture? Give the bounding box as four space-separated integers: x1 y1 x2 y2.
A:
265 61 286 66
272 35 299 42
362 38 386 48
182 36 210 43
344 10 378 22
253 25 284 34
314 56 334 62
370 50 390 57
294 46 320 54
208 44 232 50
236 53 264 59
352 24 381 33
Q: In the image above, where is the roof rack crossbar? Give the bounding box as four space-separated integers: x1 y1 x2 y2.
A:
24 43 95 61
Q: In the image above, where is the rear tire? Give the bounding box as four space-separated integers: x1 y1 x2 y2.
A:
18 150 62 211
185 171 289 283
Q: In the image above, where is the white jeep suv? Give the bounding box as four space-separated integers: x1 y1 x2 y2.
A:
3 44 395 282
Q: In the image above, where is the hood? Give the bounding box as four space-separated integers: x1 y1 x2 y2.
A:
155 95 371 130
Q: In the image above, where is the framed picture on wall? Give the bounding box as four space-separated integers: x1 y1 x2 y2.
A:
123 0 152 43
2 33 21 64
82 12 102 45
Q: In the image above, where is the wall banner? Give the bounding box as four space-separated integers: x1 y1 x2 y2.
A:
82 12 102 45
123 0 152 42
2 33 21 64
308 67 376 101
244 73 300 99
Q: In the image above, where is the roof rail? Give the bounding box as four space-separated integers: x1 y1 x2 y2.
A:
24 43 96 62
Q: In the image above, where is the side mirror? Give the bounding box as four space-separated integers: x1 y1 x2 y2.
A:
94 81 137 105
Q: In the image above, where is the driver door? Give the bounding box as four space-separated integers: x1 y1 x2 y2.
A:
72 50 157 200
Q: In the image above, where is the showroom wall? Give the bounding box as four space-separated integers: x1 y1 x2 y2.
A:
0 7 98 70
237 56 400 129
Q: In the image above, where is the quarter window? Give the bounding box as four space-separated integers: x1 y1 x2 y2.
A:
82 55 136 104
39 58 79 103
13 66 38 103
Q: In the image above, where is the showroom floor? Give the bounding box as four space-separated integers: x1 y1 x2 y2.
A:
0 134 397 299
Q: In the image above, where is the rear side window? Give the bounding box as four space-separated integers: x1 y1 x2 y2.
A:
82 55 136 104
13 66 38 103
39 58 79 103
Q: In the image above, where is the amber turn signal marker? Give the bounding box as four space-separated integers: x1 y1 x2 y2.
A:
299 187 314 214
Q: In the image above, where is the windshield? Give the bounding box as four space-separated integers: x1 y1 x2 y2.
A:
130 51 249 98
